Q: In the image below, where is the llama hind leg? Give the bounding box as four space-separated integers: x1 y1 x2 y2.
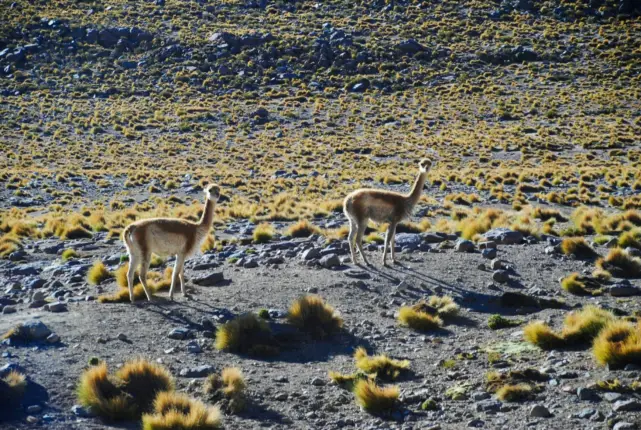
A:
169 255 181 300
127 254 139 303
390 223 398 264
355 222 370 266
347 218 359 264
138 254 153 301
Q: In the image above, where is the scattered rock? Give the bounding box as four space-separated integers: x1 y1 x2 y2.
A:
529 404 551 418
492 270 510 283
168 328 191 340
45 302 67 313
483 228 523 245
179 365 215 377
320 254 340 268
613 399 641 412
455 239 475 253
193 272 225 286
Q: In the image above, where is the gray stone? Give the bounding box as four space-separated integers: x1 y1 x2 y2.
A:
301 248 321 261
26 405 42 414
529 404 551 418
274 392 288 401
2 305 16 314
46 333 60 344
479 241 497 249
483 228 523 245
604 392 623 402
490 258 502 270
482 248 497 259
422 232 448 243
320 254 340 268
344 269 370 279
311 377 325 386
613 422 637 430
117 333 128 341
179 365 215 377
578 387 599 401
476 399 501 413
23 320 52 340
613 399 641 412
577 408 596 419
395 233 422 246
492 270 509 283
71 404 95 417
193 272 224 286
608 284 640 297
455 239 475 253
168 328 191 340
45 302 67 313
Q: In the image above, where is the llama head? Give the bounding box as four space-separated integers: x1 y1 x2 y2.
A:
418 158 433 173
204 183 221 201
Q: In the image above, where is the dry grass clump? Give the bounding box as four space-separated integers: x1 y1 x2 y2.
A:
252 223 274 243
398 295 458 331
87 261 113 285
142 391 222 430
618 228 641 249
398 306 443 331
595 379 641 393
531 207 567 222
286 295 343 339
560 237 598 259
62 248 78 261
328 371 373 390
353 379 399 414
77 359 174 421
524 306 616 350
353 347 409 381
285 219 321 238
560 273 602 296
487 314 521 330
596 248 641 278
203 367 246 414
115 359 175 413
0 370 27 408
214 313 279 356
592 321 641 369
495 384 533 402
486 368 547 402
76 363 137 421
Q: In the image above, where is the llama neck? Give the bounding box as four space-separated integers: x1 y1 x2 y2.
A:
405 171 427 208
198 198 216 228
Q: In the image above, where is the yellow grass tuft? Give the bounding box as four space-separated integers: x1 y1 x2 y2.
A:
560 237 597 259
426 295 459 317
142 391 222 430
593 321 641 369
62 248 78 261
286 295 343 339
76 363 137 421
353 347 409 380
285 219 321 238
495 383 533 402
214 313 279 356
560 273 602 296
398 306 443 331
0 370 27 407
252 223 274 244
77 359 174 421
115 359 175 413
353 379 399 414
524 306 615 350
87 261 113 285
203 367 246 414
596 248 641 278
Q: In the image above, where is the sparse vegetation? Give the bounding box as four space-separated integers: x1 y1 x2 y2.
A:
398 306 443 331
488 315 521 330
353 347 409 381
353 379 399 414
560 237 597 259
286 295 343 339
524 306 616 350
596 248 641 278
593 321 641 369
87 261 113 285
203 367 247 414
214 313 279 356
142 391 222 430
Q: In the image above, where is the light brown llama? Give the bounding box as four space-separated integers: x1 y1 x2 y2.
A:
122 183 220 302
343 159 432 266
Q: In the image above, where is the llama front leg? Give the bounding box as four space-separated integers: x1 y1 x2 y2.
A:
383 225 393 266
390 223 398 264
169 255 182 300
175 254 186 297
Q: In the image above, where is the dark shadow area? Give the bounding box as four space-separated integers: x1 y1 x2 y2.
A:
0 378 49 423
239 399 289 424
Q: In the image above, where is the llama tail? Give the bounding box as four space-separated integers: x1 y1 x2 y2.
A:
122 224 136 250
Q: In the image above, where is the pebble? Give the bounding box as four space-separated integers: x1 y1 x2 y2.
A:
45 302 67 312
492 270 509 283
2 305 16 314
311 377 325 386
613 422 637 430
482 248 497 259
168 328 191 340
274 392 288 401
46 333 60 343
529 404 551 418
117 333 128 341
613 399 641 412
26 405 42 414
577 387 599 401
179 365 215 377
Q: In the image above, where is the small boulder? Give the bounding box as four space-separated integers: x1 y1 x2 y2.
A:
529 404 551 418
455 239 475 253
193 272 224 286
